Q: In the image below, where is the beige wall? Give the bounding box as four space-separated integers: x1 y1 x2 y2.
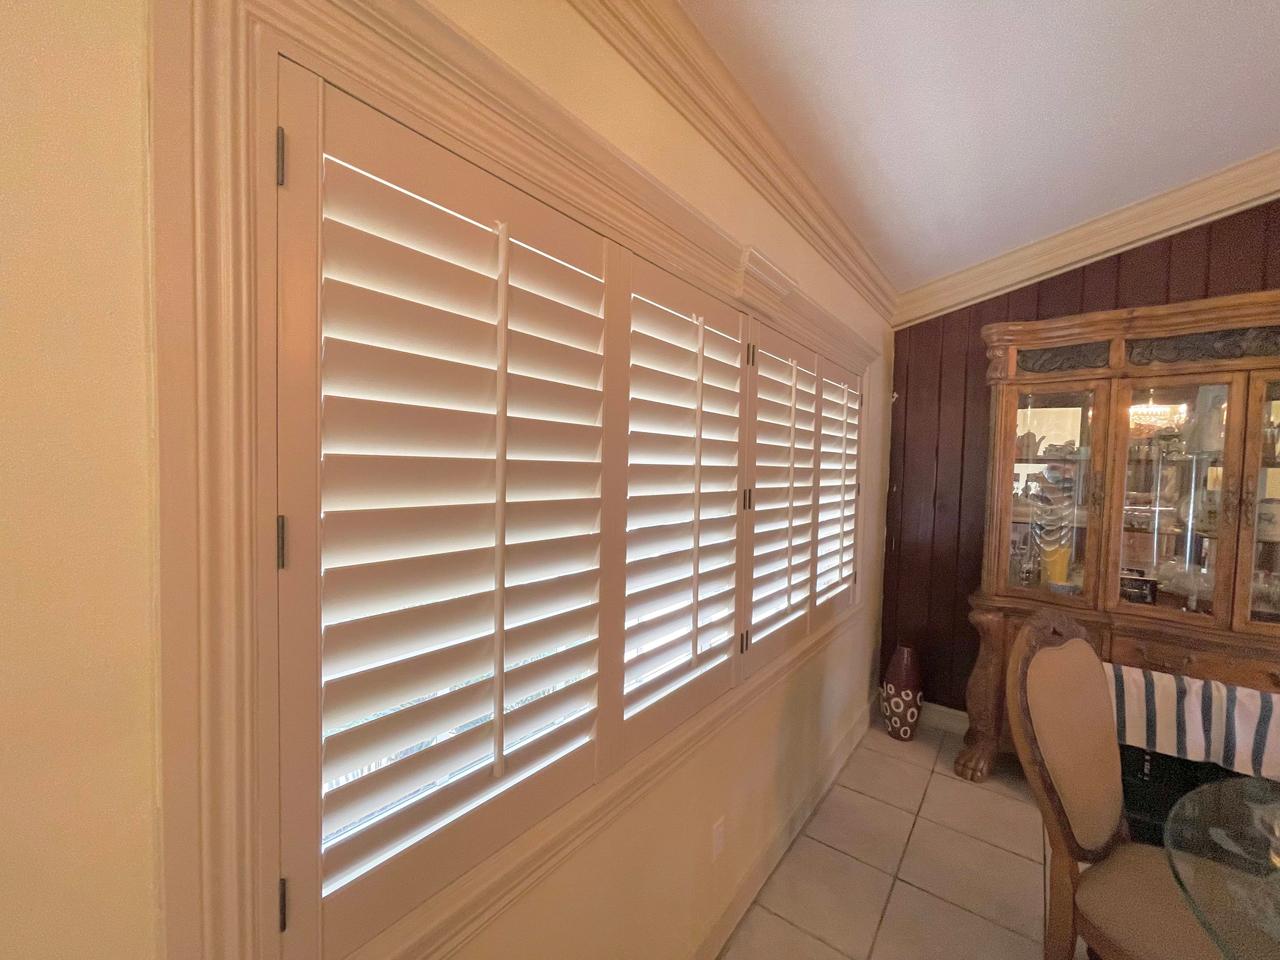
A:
0 2 158 958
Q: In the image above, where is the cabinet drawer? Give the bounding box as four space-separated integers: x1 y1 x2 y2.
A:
1110 634 1280 692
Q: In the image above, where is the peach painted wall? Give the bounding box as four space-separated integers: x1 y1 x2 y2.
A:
0 1 159 957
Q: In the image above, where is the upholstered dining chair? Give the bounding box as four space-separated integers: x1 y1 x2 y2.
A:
1005 611 1221 960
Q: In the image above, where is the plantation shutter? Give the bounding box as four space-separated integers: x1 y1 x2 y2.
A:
747 325 819 662
621 261 743 755
285 85 608 957
815 362 861 608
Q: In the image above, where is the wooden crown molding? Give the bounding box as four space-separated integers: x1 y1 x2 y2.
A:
569 0 896 322
895 146 1280 328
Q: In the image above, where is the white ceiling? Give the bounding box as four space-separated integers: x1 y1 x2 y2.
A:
679 0 1280 291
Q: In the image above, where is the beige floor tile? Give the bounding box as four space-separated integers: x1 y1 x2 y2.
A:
933 733 1036 805
870 881 1041 960
919 773 1043 862
719 905 847 960
757 835 893 959
837 745 932 813
860 723 945 770
897 818 1044 942
805 785 915 873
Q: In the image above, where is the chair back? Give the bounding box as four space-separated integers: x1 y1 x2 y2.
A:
1006 611 1125 862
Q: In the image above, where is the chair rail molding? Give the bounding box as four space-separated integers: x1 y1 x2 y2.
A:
151 1 879 957
894 146 1280 328
568 0 896 322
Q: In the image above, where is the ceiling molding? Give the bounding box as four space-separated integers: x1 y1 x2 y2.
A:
894 146 1280 328
738 247 880 374
569 0 897 322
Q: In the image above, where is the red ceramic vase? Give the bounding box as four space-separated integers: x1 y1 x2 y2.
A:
880 646 922 741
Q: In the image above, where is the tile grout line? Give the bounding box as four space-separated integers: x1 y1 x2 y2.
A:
750 900 858 960
863 768 932 960
801 831 899 880
859 732 941 960
911 811 1045 867
893 876 1043 947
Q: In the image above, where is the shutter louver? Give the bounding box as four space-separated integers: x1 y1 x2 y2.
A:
622 264 741 748
750 332 819 646
816 370 860 605
315 136 602 906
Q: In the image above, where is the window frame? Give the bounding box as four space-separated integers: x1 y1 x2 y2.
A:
156 12 879 953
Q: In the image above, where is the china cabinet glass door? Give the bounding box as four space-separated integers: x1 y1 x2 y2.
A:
1233 373 1280 633
1107 373 1246 625
1000 381 1108 605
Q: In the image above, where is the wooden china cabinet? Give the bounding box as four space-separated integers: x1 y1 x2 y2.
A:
957 289 1280 781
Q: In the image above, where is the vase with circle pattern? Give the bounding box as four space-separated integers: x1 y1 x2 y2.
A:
880 645 922 740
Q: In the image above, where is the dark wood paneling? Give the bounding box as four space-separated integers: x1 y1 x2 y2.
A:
1007 284 1038 321
882 201 1280 709
879 328 911 674
1168 224 1209 301
1081 256 1119 312
1266 200 1280 287
1208 206 1268 296
894 318 944 699
949 294 1008 706
1037 269 1084 319
925 308 971 702
1117 238 1170 307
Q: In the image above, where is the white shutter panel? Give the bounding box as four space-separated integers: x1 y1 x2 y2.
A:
289 86 606 957
748 325 819 657
815 363 861 607
621 261 742 755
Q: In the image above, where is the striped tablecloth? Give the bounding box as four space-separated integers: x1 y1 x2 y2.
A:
1107 662 1280 780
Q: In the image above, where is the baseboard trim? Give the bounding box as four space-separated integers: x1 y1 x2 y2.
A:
692 700 871 960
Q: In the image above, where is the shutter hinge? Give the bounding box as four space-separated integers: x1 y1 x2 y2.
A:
739 630 750 654
276 126 286 186
747 343 757 366
278 877 288 932
276 515 287 569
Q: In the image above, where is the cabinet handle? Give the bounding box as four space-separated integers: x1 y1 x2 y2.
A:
1139 645 1191 674
1088 484 1105 515
1223 476 1241 527
1241 480 1258 530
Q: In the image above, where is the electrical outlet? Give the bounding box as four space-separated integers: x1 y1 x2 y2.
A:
711 815 726 860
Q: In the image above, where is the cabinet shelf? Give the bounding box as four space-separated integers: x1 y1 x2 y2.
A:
1014 455 1087 464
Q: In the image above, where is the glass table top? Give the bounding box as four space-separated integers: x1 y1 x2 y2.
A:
1165 777 1280 958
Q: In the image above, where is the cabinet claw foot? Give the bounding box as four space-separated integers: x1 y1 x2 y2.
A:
953 740 996 782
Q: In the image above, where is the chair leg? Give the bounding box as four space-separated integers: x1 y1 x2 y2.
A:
1044 861 1077 960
